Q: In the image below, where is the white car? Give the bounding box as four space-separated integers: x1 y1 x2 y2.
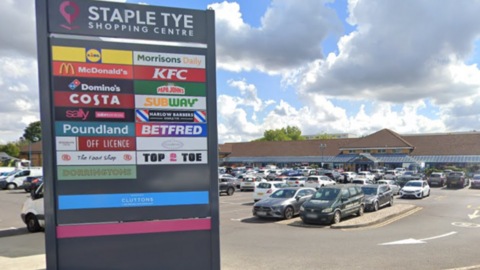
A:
257 170 271 178
286 176 307 187
304 176 336 189
384 170 398 180
399 180 430 199
395 168 406 175
21 183 44 232
342 172 357 182
356 171 375 181
240 176 265 191
352 179 374 185
253 181 285 202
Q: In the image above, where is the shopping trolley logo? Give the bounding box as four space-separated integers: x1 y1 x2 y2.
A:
59 63 75 75
59 1 80 30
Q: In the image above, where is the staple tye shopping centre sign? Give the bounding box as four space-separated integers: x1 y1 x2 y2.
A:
36 0 218 270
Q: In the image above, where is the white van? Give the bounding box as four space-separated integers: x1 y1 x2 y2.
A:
0 167 43 190
0 167 16 175
21 183 45 232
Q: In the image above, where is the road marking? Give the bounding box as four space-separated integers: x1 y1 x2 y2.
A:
468 210 480 220
435 195 447 201
452 222 480 228
443 264 480 270
468 205 472 209
231 216 253 221
0 227 18 232
379 231 457 245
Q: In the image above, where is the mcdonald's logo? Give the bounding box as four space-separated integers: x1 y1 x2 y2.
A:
59 63 75 75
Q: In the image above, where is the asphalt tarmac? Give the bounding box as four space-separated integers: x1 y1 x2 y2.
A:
0 186 479 270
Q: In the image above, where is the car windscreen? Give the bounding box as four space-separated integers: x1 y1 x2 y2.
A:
270 189 296 198
377 181 387 184
361 187 378 195
404 172 413 175
307 177 318 181
405 182 422 187
273 183 284 188
352 180 364 184
385 171 394 175
431 174 442 177
257 183 271 189
311 189 340 200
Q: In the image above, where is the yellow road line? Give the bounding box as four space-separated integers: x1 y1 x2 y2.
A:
435 195 447 201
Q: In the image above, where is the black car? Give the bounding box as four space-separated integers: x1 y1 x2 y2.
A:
361 184 394 211
219 178 236 196
22 176 43 192
300 184 365 225
324 171 342 182
396 176 413 188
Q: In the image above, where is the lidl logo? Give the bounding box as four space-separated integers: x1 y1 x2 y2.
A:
69 79 81 90
86 49 102 63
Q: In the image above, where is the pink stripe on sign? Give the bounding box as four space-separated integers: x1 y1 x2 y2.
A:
56 218 211 239
95 111 125 119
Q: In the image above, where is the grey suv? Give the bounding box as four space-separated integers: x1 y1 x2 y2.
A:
361 184 393 211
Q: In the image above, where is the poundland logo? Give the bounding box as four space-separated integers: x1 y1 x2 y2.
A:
55 122 135 137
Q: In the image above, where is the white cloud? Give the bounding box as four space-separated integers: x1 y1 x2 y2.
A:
209 0 342 74
227 79 275 112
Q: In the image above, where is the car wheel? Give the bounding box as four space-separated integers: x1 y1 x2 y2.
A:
227 187 234 196
26 214 41 233
332 211 341 224
240 189 244 192
373 201 379 211
388 197 393 206
6 183 16 190
284 206 294 220
357 205 364 216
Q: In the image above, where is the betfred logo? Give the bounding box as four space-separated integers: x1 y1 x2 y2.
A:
157 84 185 95
54 92 134 108
59 1 80 30
134 66 205 82
53 62 133 79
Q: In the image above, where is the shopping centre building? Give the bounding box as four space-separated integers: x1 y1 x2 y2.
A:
219 129 480 171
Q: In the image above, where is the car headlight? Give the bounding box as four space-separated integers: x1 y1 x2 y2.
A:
272 205 281 210
300 206 305 211
322 208 333 213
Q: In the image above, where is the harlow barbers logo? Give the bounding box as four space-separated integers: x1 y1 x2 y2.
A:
60 1 80 30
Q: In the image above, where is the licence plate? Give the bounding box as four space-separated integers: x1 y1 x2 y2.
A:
308 181 313 184
246 183 251 186
288 182 294 185
257 193 264 196
257 211 266 216
306 213 317 219
451 182 457 184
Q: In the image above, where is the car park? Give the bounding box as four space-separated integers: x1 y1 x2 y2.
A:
304 176 336 189
219 178 236 196
300 185 365 225
471 174 480 189
253 181 285 202
0 167 43 190
240 176 265 191
352 179 374 185
384 170 398 180
446 171 469 188
361 184 394 211
252 187 316 220
377 180 401 195
428 173 446 187
399 180 430 199
21 183 45 232
286 176 308 187
356 171 375 181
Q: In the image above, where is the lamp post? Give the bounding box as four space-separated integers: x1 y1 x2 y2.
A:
319 143 327 169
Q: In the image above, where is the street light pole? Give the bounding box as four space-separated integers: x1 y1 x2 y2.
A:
319 143 327 169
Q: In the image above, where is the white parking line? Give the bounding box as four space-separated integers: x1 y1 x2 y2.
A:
0 227 18 231
231 216 253 221
442 264 480 270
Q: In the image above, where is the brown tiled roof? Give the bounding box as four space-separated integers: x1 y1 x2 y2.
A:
19 142 42 153
342 129 413 149
408 133 480 155
219 143 233 154
228 139 357 157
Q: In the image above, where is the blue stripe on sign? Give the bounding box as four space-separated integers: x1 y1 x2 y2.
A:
58 191 209 210
194 111 206 122
136 110 149 122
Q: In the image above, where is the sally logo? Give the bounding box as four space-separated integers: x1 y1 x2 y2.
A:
59 63 75 75
60 1 80 30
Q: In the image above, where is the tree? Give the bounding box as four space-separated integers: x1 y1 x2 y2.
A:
252 126 305 142
23 121 42 142
0 143 20 158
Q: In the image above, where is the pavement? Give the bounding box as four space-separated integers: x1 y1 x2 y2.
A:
1 186 480 270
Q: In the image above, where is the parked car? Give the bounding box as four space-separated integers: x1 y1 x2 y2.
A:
399 180 430 199
253 181 285 202
471 174 480 189
0 168 43 190
266 170 283 180
300 184 365 225
342 172 357 183
403 171 415 177
370 169 385 181
278 170 303 178
22 176 43 192
219 178 236 196
446 172 469 188
240 176 265 191
428 173 446 187
304 176 336 189
21 183 45 232
395 168 406 175
252 187 316 219
286 176 308 187
352 179 374 185
384 170 398 180
324 171 342 182
377 180 401 195
356 171 375 181
361 184 394 211
396 176 413 188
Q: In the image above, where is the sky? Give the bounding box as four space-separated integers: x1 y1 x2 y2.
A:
2 0 480 144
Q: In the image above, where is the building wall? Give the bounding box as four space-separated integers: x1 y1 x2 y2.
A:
19 153 43 167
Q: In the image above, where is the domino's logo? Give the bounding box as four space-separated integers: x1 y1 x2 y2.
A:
69 79 81 90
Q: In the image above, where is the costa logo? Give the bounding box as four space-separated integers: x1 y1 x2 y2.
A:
54 92 134 108
62 154 72 161
53 62 133 79
124 154 133 161
53 77 134 94
134 66 205 82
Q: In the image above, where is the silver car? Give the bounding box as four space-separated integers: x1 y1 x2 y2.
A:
377 180 401 195
252 187 316 219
